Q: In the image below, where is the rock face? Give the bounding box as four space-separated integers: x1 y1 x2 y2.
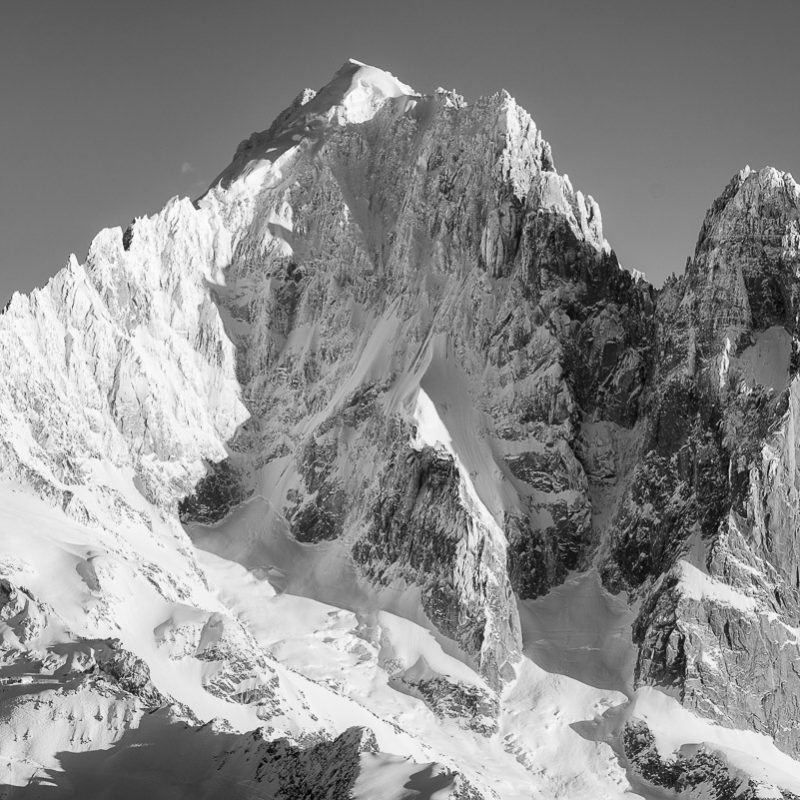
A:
603 167 800 758
2 59 800 798
623 721 800 800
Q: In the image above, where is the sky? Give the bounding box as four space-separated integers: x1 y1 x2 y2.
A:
1 1 799 302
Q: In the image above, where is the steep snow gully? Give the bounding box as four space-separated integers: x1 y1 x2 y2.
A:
2 59 800 798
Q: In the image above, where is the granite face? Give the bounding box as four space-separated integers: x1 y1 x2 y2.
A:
605 168 800 757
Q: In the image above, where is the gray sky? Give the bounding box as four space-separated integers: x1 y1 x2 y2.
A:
1 1 798 302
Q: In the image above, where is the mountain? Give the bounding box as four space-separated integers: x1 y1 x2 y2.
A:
1 58 800 799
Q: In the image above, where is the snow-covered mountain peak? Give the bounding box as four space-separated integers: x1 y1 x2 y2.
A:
8 59 800 800
206 62 571 216
210 59 418 190
198 63 616 281
333 58 416 100
284 57 417 130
